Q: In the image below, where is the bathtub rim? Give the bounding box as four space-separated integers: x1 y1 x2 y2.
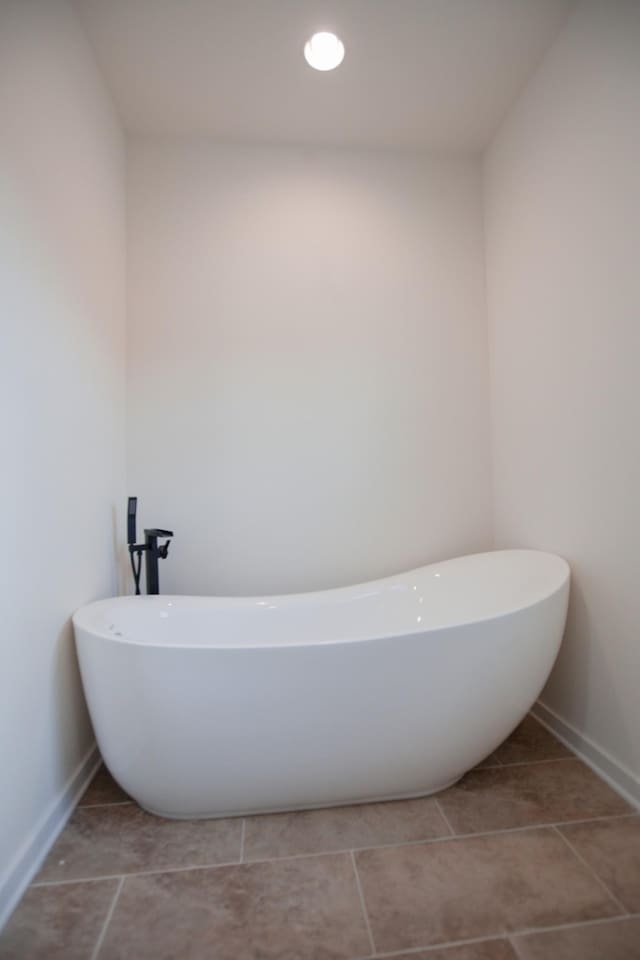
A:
73 548 570 651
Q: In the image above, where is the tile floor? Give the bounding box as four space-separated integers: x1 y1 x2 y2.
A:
1 715 639 959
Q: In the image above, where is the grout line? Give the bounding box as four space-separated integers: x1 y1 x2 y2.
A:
364 932 515 958
357 913 640 959
29 875 114 887
350 851 376 956
510 913 640 937
552 825 630 915
433 797 454 835
32 858 244 887
505 911 640 941
507 934 525 960
78 801 135 810
547 812 637 826
478 756 571 770
239 818 246 863
30 812 639 887
90 875 124 960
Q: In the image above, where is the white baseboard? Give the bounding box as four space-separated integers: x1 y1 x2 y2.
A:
0 743 101 931
532 700 640 810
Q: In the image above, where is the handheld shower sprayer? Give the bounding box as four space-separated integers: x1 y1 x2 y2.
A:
127 496 138 546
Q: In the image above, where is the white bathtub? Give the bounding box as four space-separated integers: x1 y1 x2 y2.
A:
73 549 569 819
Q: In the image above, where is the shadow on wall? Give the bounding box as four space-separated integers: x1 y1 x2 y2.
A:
110 503 129 597
52 618 93 782
540 567 636 772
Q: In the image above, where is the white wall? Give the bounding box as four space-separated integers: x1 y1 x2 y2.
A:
127 143 492 595
485 0 640 793
0 0 126 916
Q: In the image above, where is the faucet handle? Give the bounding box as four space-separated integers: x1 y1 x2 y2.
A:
158 540 171 560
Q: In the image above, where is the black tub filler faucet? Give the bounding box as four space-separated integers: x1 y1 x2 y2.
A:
127 496 173 595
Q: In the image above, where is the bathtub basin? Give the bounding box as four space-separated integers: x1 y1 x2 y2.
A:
73 549 569 819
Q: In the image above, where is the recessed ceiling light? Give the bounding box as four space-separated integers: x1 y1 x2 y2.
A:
304 32 345 72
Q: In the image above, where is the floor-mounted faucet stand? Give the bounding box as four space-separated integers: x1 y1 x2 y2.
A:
127 497 173 595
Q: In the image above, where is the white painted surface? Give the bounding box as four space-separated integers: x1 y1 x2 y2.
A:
73 0 571 149
127 143 492 596
74 551 570 818
485 1 640 788
0 747 100 931
0 0 126 924
532 702 640 810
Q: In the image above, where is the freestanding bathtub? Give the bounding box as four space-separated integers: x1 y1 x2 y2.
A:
73 549 569 819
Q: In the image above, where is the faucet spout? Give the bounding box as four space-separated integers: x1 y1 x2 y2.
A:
144 528 174 595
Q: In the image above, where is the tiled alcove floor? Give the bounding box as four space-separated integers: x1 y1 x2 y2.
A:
1 715 639 959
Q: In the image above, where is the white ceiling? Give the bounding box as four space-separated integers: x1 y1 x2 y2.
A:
73 0 573 150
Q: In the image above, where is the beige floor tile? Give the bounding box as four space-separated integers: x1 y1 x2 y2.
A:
244 795 449 860
513 916 640 959
355 827 621 952
390 938 517 959
560 815 640 911
0 880 118 960
437 758 631 833
475 751 502 768
79 765 130 806
98 853 371 960
36 804 242 882
493 715 570 765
